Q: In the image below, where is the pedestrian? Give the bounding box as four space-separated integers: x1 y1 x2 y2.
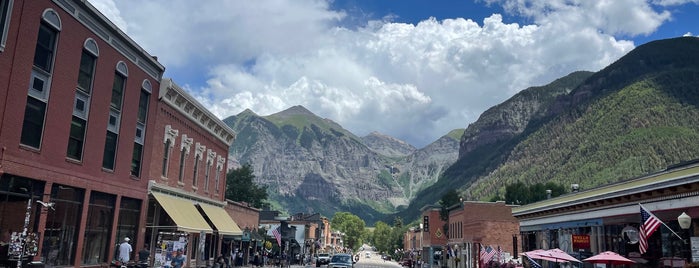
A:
118 237 133 263
253 252 260 267
171 249 185 268
215 254 226 268
138 244 150 265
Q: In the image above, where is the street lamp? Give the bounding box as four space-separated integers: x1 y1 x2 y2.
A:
678 212 692 262
419 223 423 268
678 212 691 230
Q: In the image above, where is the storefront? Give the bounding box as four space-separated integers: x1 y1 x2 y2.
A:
147 185 242 268
0 173 148 268
513 161 699 267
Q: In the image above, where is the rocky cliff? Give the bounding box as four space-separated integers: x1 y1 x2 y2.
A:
224 106 459 222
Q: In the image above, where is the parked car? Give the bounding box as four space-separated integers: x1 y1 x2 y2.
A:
328 254 355 268
316 253 331 267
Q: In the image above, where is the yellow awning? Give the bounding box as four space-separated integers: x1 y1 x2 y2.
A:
197 203 243 236
151 192 213 233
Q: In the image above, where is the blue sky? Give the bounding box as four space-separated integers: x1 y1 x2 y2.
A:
90 0 698 148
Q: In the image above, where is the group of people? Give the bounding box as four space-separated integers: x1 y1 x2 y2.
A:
117 237 185 268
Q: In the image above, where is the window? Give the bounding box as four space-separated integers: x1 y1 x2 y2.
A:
214 166 221 194
204 150 215 192
130 88 149 177
42 184 84 266
178 149 186 182
192 155 200 187
204 162 211 192
21 13 60 148
115 197 141 257
178 135 192 183
77 49 96 91
215 155 224 194
81 191 115 265
103 66 126 170
33 24 56 71
67 40 98 160
162 140 171 177
162 125 178 178
0 0 13 52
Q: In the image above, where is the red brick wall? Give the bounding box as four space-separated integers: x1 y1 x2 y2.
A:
449 202 520 256
149 98 230 202
424 209 448 247
0 1 163 265
226 200 260 230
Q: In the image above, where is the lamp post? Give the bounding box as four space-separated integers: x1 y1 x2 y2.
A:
418 224 424 268
678 212 692 262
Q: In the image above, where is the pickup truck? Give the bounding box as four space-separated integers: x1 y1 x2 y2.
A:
316 253 331 267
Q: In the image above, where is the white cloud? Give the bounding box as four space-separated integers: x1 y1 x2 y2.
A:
89 0 690 147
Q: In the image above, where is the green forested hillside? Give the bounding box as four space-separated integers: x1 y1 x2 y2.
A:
392 37 699 223
469 69 699 199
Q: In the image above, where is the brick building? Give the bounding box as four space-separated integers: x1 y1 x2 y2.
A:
448 201 520 268
145 78 238 267
422 206 448 267
0 1 243 268
0 0 164 266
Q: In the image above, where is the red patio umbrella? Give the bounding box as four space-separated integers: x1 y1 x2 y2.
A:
523 250 558 262
583 251 635 266
531 248 581 263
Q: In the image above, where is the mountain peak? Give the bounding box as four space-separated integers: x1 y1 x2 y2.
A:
362 132 416 157
272 105 316 117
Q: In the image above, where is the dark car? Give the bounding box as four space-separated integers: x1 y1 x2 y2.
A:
328 254 355 268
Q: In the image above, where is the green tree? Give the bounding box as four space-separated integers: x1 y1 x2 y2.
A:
331 212 366 250
372 221 392 253
505 181 565 205
439 189 460 235
225 164 269 208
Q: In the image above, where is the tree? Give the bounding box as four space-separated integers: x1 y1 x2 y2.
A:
439 189 461 235
331 212 366 250
372 221 392 253
225 164 269 208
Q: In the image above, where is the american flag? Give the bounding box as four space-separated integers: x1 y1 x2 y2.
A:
639 205 662 254
272 226 282 246
497 246 502 263
524 254 542 268
479 244 496 265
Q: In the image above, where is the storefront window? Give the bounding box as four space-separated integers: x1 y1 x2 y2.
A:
81 191 115 265
0 175 45 236
43 184 84 266
115 197 142 255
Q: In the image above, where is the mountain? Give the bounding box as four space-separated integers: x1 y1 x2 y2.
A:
223 105 460 223
396 36 699 222
362 132 416 158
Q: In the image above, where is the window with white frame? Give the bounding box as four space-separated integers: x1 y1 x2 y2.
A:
178 134 193 183
130 81 150 177
102 62 127 170
204 149 215 192
162 125 178 177
67 38 98 161
21 9 61 149
0 0 14 52
193 143 206 189
215 155 225 194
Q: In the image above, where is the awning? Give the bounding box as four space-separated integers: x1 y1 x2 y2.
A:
151 192 213 233
197 202 243 236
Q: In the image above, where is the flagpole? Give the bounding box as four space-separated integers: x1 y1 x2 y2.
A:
639 203 684 241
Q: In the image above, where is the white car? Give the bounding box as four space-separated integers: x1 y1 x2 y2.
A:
365 252 371 258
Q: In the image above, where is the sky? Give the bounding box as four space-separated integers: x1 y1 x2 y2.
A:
88 0 699 148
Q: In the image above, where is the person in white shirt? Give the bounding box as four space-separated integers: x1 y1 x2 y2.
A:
118 237 133 263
